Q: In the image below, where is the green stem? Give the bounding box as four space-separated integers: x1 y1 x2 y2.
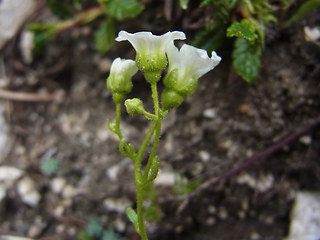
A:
115 103 123 140
143 121 161 180
151 83 160 116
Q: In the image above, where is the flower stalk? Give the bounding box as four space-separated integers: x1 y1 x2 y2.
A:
106 30 221 240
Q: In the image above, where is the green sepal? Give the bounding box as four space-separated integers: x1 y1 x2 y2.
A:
147 156 159 183
227 19 258 42
107 73 133 98
112 93 125 104
106 120 117 134
163 69 178 89
125 207 140 232
119 139 136 159
143 71 162 84
136 53 167 73
161 89 184 110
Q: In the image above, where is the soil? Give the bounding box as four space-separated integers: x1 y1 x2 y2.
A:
1 2 320 240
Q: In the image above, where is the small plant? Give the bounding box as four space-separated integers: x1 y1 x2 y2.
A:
78 218 126 240
26 0 144 53
187 0 320 83
106 30 221 240
40 157 60 176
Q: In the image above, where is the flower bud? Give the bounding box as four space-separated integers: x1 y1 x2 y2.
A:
106 58 138 103
125 98 145 115
161 89 184 110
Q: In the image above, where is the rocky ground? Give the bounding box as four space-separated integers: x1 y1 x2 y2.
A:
0 2 320 240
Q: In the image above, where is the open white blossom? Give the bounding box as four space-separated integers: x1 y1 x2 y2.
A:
168 43 221 83
116 30 186 72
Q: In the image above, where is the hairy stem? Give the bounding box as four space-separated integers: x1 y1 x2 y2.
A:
115 103 123 139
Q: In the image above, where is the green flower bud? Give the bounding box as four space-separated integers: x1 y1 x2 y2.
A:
106 58 138 102
125 98 145 115
161 89 184 110
136 53 167 73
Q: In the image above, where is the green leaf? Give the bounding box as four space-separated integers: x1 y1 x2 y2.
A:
40 157 60 176
46 0 70 19
147 156 159 183
232 38 262 83
227 19 258 42
95 20 116 54
105 0 144 21
286 0 320 24
179 0 189 10
192 29 226 52
86 218 103 238
102 229 124 240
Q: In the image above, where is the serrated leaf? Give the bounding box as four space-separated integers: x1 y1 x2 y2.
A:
232 38 262 83
227 19 258 42
47 0 70 19
105 0 144 21
179 0 189 10
286 0 320 25
95 20 115 54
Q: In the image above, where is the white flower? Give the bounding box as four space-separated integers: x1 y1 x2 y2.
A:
115 30 186 72
169 43 221 82
107 58 138 102
161 44 221 110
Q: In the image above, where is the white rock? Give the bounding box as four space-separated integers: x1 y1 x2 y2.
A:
154 170 176 186
0 183 6 201
17 177 40 207
51 178 67 194
199 150 210 162
103 197 131 213
285 191 320 240
0 0 37 49
236 173 274 193
203 108 217 119
19 31 34 64
299 135 312 145
107 164 120 182
0 166 23 183
304 26 320 42
62 185 77 199
0 103 13 163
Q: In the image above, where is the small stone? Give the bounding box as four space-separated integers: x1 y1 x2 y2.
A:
51 177 66 194
19 30 34 64
62 185 77 199
17 177 40 207
218 206 228 220
203 108 217 119
0 166 23 183
107 164 120 182
154 170 176 186
299 135 312 145
114 218 126 232
205 217 216 225
236 173 274 193
250 232 261 240
98 58 112 73
103 197 131 213
208 205 216 214
0 183 6 201
199 150 210 162
237 210 246 219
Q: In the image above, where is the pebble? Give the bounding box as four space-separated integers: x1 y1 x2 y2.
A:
0 183 6 201
286 191 320 240
218 206 228 220
154 170 176 186
114 218 126 232
203 108 217 119
205 217 216 226
199 150 210 162
236 173 274 193
208 205 216 214
103 197 131 213
250 232 261 240
0 103 13 163
51 177 66 194
107 164 120 182
299 135 312 145
17 177 40 207
19 30 34 64
0 166 23 184
62 185 77 199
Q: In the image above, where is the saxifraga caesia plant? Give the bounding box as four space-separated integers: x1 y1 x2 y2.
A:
106 30 221 240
